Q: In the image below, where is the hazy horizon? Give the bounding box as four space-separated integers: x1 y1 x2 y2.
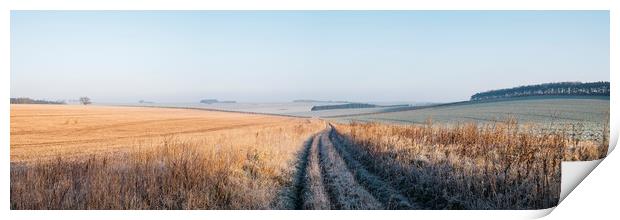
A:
11 11 609 103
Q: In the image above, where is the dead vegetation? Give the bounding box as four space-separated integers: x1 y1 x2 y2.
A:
331 119 606 209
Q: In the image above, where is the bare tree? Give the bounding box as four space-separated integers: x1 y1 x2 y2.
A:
79 97 91 105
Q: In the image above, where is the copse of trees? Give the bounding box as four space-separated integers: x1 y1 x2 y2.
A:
200 99 236 104
470 81 610 101
10 97 65 105
311 103 377 111
79 97 92 105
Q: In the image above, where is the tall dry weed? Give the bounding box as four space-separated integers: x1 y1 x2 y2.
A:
333 120 573 209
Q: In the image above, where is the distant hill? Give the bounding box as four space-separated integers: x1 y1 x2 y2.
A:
200 99 236 104
10 97 65 104
470 81 609 101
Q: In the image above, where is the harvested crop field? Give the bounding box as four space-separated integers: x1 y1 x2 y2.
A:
11 104 318 162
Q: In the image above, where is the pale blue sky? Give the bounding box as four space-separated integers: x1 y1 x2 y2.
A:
11 11 609 103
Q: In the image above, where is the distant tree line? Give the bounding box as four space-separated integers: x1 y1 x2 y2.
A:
200 99 236 104
293 99 349 103
10 97 66 104
470 81 610 101
311 103 377 111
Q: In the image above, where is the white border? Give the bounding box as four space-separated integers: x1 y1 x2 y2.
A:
2 1 617 219
0 0 614 10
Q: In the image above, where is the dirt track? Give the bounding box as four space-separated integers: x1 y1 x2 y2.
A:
290 124 417 210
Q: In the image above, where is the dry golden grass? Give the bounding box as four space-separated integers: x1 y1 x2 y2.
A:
331 119 606 209
10 104 324 209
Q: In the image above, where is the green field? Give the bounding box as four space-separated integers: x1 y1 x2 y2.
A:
335 98 609 141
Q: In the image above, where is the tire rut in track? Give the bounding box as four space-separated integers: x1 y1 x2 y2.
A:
317 127 383 209
327 125 418 209
288 135 313 209
292 124 417 209
297 134 331 209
